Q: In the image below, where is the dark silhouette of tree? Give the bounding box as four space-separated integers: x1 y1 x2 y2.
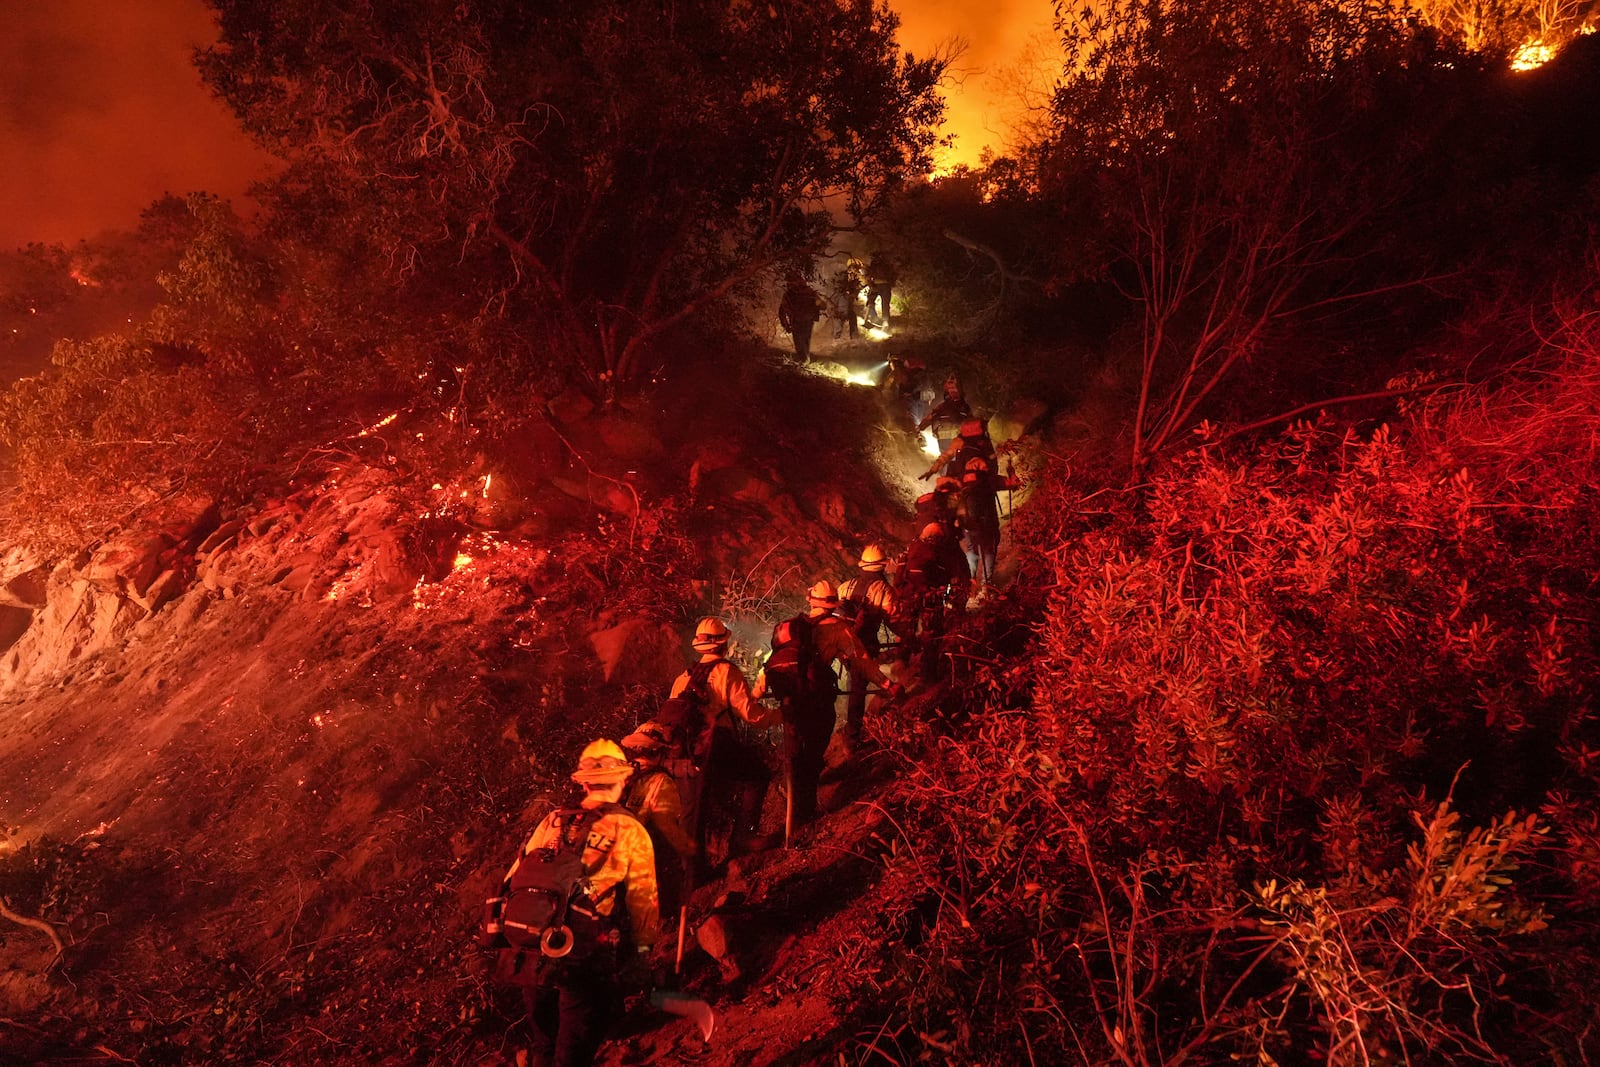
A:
199 0 945 397
1040 0 1477 472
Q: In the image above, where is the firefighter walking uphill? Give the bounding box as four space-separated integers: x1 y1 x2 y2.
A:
486 740 659 1067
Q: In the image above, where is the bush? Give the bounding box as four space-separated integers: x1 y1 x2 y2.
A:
868 300 1600 1062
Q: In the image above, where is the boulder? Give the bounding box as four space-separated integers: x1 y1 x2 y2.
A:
196 518 248 558
808 487 848 529
990 396 1050 447
129 569 185 615
548 387 596 426
587 617 682 687
596 412 663 464
699 467 777 506
151 496 221 551
0 548 47 610
84 536 167 597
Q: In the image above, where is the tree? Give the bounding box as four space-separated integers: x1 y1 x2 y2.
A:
1040 0 1476 472
199 0 945 397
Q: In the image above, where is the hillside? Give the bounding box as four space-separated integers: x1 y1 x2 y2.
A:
0 339 955 1065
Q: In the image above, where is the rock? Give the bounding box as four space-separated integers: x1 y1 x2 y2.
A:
991 396 1051 447
587 617 682 686
248 514 283 538
169 589 211 630
809 487 847 529
84 536 166 597
151 496 221 551
699 467 776 505
129 569 184 615
0 606 31 654
196 518 248 557
596 412 663 464
0 565 47 611
548 387 595 425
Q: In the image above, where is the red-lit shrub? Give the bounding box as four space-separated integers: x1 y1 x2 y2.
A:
867 299 1600 1062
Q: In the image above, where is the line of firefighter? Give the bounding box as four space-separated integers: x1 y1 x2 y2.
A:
481 377 1016 1066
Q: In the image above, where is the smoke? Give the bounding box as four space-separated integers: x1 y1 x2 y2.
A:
0 0 268 250
893 0 1059 168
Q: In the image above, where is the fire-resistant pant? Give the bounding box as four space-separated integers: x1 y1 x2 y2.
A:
783 693 837 829
698 725 771 861
523 964 618 1067
788 318 815 361
866 284 892 325
845 639 882 745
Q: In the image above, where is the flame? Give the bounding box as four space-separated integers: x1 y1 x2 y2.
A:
1511 39 1557 69
482 473 493 498
453 552 474 571
921 429 942 457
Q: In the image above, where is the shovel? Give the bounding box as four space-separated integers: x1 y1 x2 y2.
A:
650 988 716 1042
650 901 716 1042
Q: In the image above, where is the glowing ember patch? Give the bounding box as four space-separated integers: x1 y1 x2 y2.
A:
482 473 493 497
311 713 326 728
864 325 891 342
453 552 474 570
358 412 400 436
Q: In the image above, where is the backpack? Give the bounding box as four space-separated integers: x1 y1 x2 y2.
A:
499 806 619 964
671 659 725 757
763 614 836 700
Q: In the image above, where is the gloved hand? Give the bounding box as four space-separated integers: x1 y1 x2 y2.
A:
917 471 933 481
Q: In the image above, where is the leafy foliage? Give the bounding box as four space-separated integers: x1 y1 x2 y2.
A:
199 0 945 392
862 299 1600 1062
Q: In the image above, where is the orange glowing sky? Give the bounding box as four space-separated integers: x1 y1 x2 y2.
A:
892 0 1058 170
0 0 269 250
0 1 1048 250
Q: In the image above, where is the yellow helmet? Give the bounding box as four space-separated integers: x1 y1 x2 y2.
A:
571 739 633 785
807 580 839 608
692 616 730 652
858 544 887 572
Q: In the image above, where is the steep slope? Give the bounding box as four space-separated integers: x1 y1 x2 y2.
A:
0 343 928 1065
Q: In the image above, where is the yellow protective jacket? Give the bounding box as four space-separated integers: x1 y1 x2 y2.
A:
671 655 771 731
502 800 659 953
752 611 891 697
838 574 901 624
625 768 699 859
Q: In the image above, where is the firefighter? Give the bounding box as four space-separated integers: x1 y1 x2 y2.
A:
671 617 773 857
754 581 897 836
830 256 864 339
778 273 825 362
836 544 904 749
957 456 1020 591
506 740 659 1067
916 376 972 453
864 252 898 328
921 417 997 483
620 719 698 918
884 353 930 426
901 523 969 675
914 476 963 540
